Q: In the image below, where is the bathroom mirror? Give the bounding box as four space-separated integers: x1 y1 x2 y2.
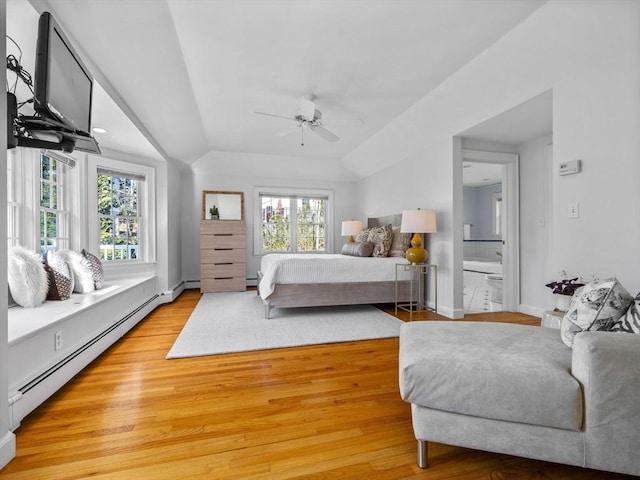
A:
202 190 244 220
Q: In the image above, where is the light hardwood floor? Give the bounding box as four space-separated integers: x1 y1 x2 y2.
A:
2 290 635 479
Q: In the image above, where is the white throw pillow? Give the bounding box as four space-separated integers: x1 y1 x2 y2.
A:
8 246 48 308
60 250 95 293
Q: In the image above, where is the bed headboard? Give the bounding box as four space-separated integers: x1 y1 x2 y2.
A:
367 213 402 228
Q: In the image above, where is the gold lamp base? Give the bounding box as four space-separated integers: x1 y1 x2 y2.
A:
405 233 428 264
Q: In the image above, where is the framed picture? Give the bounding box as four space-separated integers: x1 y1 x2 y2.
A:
202 190 244 220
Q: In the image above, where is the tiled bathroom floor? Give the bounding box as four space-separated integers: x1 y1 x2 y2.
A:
463 270 503 314
464 285 503 314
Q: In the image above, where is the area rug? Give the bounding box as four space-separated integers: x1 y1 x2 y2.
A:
166 291 402 358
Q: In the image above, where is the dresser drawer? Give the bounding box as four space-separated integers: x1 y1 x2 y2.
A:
200 234 246 249
201 263 246 279
201 277 246 293
201 248 246 264
200 220 245 235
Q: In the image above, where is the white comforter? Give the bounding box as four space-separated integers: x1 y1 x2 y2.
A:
258 253 411 300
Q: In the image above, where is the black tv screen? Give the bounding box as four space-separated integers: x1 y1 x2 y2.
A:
34 12 93 136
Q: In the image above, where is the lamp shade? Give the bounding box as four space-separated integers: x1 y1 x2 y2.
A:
400 210 437 234
341 220 363 236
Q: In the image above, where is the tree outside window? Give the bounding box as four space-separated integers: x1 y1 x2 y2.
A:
40 153 69 255
98 172 140 261
260 195 326 253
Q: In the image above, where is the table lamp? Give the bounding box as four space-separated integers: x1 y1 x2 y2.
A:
341 220 363 243
400 209 437 264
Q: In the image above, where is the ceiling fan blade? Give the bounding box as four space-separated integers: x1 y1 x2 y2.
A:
310 124 339 142
299 96 316 121
254 111 296 122
274 124 301 137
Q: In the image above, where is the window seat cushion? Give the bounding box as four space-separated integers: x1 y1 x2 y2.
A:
8 275 156 346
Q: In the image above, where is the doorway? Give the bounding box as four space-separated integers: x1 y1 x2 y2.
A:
462 149 519 313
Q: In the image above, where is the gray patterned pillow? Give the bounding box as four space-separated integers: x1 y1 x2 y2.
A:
613 292 640 334
560 278 634 348
354 227 370 244
45 250 74 300
82 249 104 290
367 224 394 257
388 226 412 257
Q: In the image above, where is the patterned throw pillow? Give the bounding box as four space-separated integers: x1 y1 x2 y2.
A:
560 278 634 348
367 224 394 257
82 249 104 290
354 227 370 244
45 250 74 300
341 241 375 257
613 292 640 334
388 226 412 257
7 246 48 308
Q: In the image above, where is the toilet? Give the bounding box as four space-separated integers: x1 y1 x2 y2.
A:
485 274 503 304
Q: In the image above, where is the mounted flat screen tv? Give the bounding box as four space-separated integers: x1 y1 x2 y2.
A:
32 11 99 153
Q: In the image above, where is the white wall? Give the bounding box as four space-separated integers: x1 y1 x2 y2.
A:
1 1 18 468
182 151 358 285
519 134 553 314
351 0 640 316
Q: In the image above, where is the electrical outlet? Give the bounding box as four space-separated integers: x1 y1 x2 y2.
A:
54 331 62 351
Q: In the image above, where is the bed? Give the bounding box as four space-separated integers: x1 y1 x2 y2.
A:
257 214 415 318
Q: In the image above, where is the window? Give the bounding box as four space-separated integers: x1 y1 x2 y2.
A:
88 157 155 265
40 152 71 255
255 188 333 254
97 169 142 261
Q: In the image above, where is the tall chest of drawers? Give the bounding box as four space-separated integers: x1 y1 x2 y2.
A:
200 220 246 292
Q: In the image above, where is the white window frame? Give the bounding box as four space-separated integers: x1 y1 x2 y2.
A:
253 186 333 255
87 156 156 272
6 147 74 252
7 148 22 248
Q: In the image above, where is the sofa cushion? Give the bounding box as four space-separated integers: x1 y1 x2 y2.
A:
399 321 583 431
561 278 634 348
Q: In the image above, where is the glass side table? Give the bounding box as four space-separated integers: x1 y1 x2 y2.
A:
395 263 438 321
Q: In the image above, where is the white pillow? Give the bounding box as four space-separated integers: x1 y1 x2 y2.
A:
60 250 95 293
8 246 48 308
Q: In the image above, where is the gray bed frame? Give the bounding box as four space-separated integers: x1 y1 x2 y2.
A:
258 214 412 318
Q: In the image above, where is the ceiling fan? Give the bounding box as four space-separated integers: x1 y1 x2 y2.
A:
255 95 340 145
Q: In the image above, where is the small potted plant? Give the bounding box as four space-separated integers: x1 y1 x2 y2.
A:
545 271 585 312
209 205 219 220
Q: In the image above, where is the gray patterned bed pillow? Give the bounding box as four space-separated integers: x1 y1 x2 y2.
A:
367 224 394 257
354 227 370 243
560 278 634 348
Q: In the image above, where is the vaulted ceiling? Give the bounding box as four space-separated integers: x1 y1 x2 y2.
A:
20 0 546 173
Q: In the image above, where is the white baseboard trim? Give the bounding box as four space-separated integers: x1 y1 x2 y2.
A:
184 280 200 290
519 304 545 318
159 281 186 304
0 430 16 470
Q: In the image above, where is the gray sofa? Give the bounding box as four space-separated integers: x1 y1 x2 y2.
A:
399 321 640 477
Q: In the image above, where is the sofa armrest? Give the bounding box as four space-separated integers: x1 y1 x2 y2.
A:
571 331 640 475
